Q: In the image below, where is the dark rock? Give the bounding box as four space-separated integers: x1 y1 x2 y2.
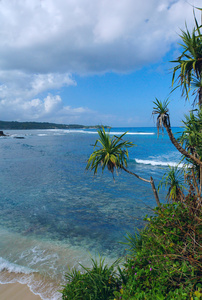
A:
0 131 6 136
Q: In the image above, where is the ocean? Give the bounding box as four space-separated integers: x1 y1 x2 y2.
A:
0 127 182 299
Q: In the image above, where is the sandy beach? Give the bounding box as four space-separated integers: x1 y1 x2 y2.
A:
0 283 42 300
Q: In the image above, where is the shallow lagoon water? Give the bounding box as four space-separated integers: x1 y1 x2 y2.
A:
0 128 182 299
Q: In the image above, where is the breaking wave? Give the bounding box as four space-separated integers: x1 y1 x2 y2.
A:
135 159 185 168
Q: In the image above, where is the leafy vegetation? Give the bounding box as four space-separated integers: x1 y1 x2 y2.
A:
171 9 202 105
86 127 134 177
61 194 201 300
152 98 170 137
61 9 202 300
61 257 122 300
158 166 186 202
114 195 202 300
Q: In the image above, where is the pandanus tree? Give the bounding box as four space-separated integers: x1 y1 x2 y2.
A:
158 166 186 202
171 11 202 107
180 109 202 197
86 127 161 207
152 98 202 168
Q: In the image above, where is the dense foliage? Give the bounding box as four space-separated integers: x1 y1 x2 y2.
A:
61 195 202 300
114 194 202 300
61 257 122 300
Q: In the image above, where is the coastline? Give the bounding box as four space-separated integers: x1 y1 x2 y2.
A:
0 127 173 300
0 282 42 300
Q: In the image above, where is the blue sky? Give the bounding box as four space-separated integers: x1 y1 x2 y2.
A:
0 0 200 127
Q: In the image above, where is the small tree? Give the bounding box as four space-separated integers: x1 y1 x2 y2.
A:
86 127 160 207
171 10 202 106
152 98 202 167
158 166 186 202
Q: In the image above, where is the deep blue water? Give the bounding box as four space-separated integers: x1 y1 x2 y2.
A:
0 127 182 299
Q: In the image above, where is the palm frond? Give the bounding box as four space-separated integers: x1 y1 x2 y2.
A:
171 11 202 104
158 166 186 202
152 98 170 136
86 127 135 178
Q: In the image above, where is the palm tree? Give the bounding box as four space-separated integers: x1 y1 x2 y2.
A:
86 127 134 178
152 98 170 137
180 109 202 158
158 166 186 202
152 98 202 168
171 11 202 107
86 127 161 207
180 109 202 196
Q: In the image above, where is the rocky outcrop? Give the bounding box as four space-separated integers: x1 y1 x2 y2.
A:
0 131 6 136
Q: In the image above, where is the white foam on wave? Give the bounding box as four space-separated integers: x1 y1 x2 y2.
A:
19 246 60 271
135 159 185 168
46 129 97 135
0 257 33 274
47 129 155 136
111 131 155 135
0 257 61 300
37 133 48 136
1 128 156 138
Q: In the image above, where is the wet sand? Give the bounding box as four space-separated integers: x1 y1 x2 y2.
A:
0 283 42 300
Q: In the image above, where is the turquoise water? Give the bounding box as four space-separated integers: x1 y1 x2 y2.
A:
0 128 182 299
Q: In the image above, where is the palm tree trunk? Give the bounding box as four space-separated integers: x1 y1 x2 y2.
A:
164 124 202 167
122 166 161 207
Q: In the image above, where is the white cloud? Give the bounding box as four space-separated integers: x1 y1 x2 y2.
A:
0 0 201 74
0 92 94 123
0 71 91 123
0 70 76 98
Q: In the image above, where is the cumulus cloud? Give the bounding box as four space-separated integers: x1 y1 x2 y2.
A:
0 0 201 74
0 70 93 123
0 70 76 98
0 92 94 124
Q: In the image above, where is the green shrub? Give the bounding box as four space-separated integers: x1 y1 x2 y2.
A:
61 256 122 300
114 194 202 300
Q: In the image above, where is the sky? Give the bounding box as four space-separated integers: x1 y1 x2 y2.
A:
0 0 201 127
